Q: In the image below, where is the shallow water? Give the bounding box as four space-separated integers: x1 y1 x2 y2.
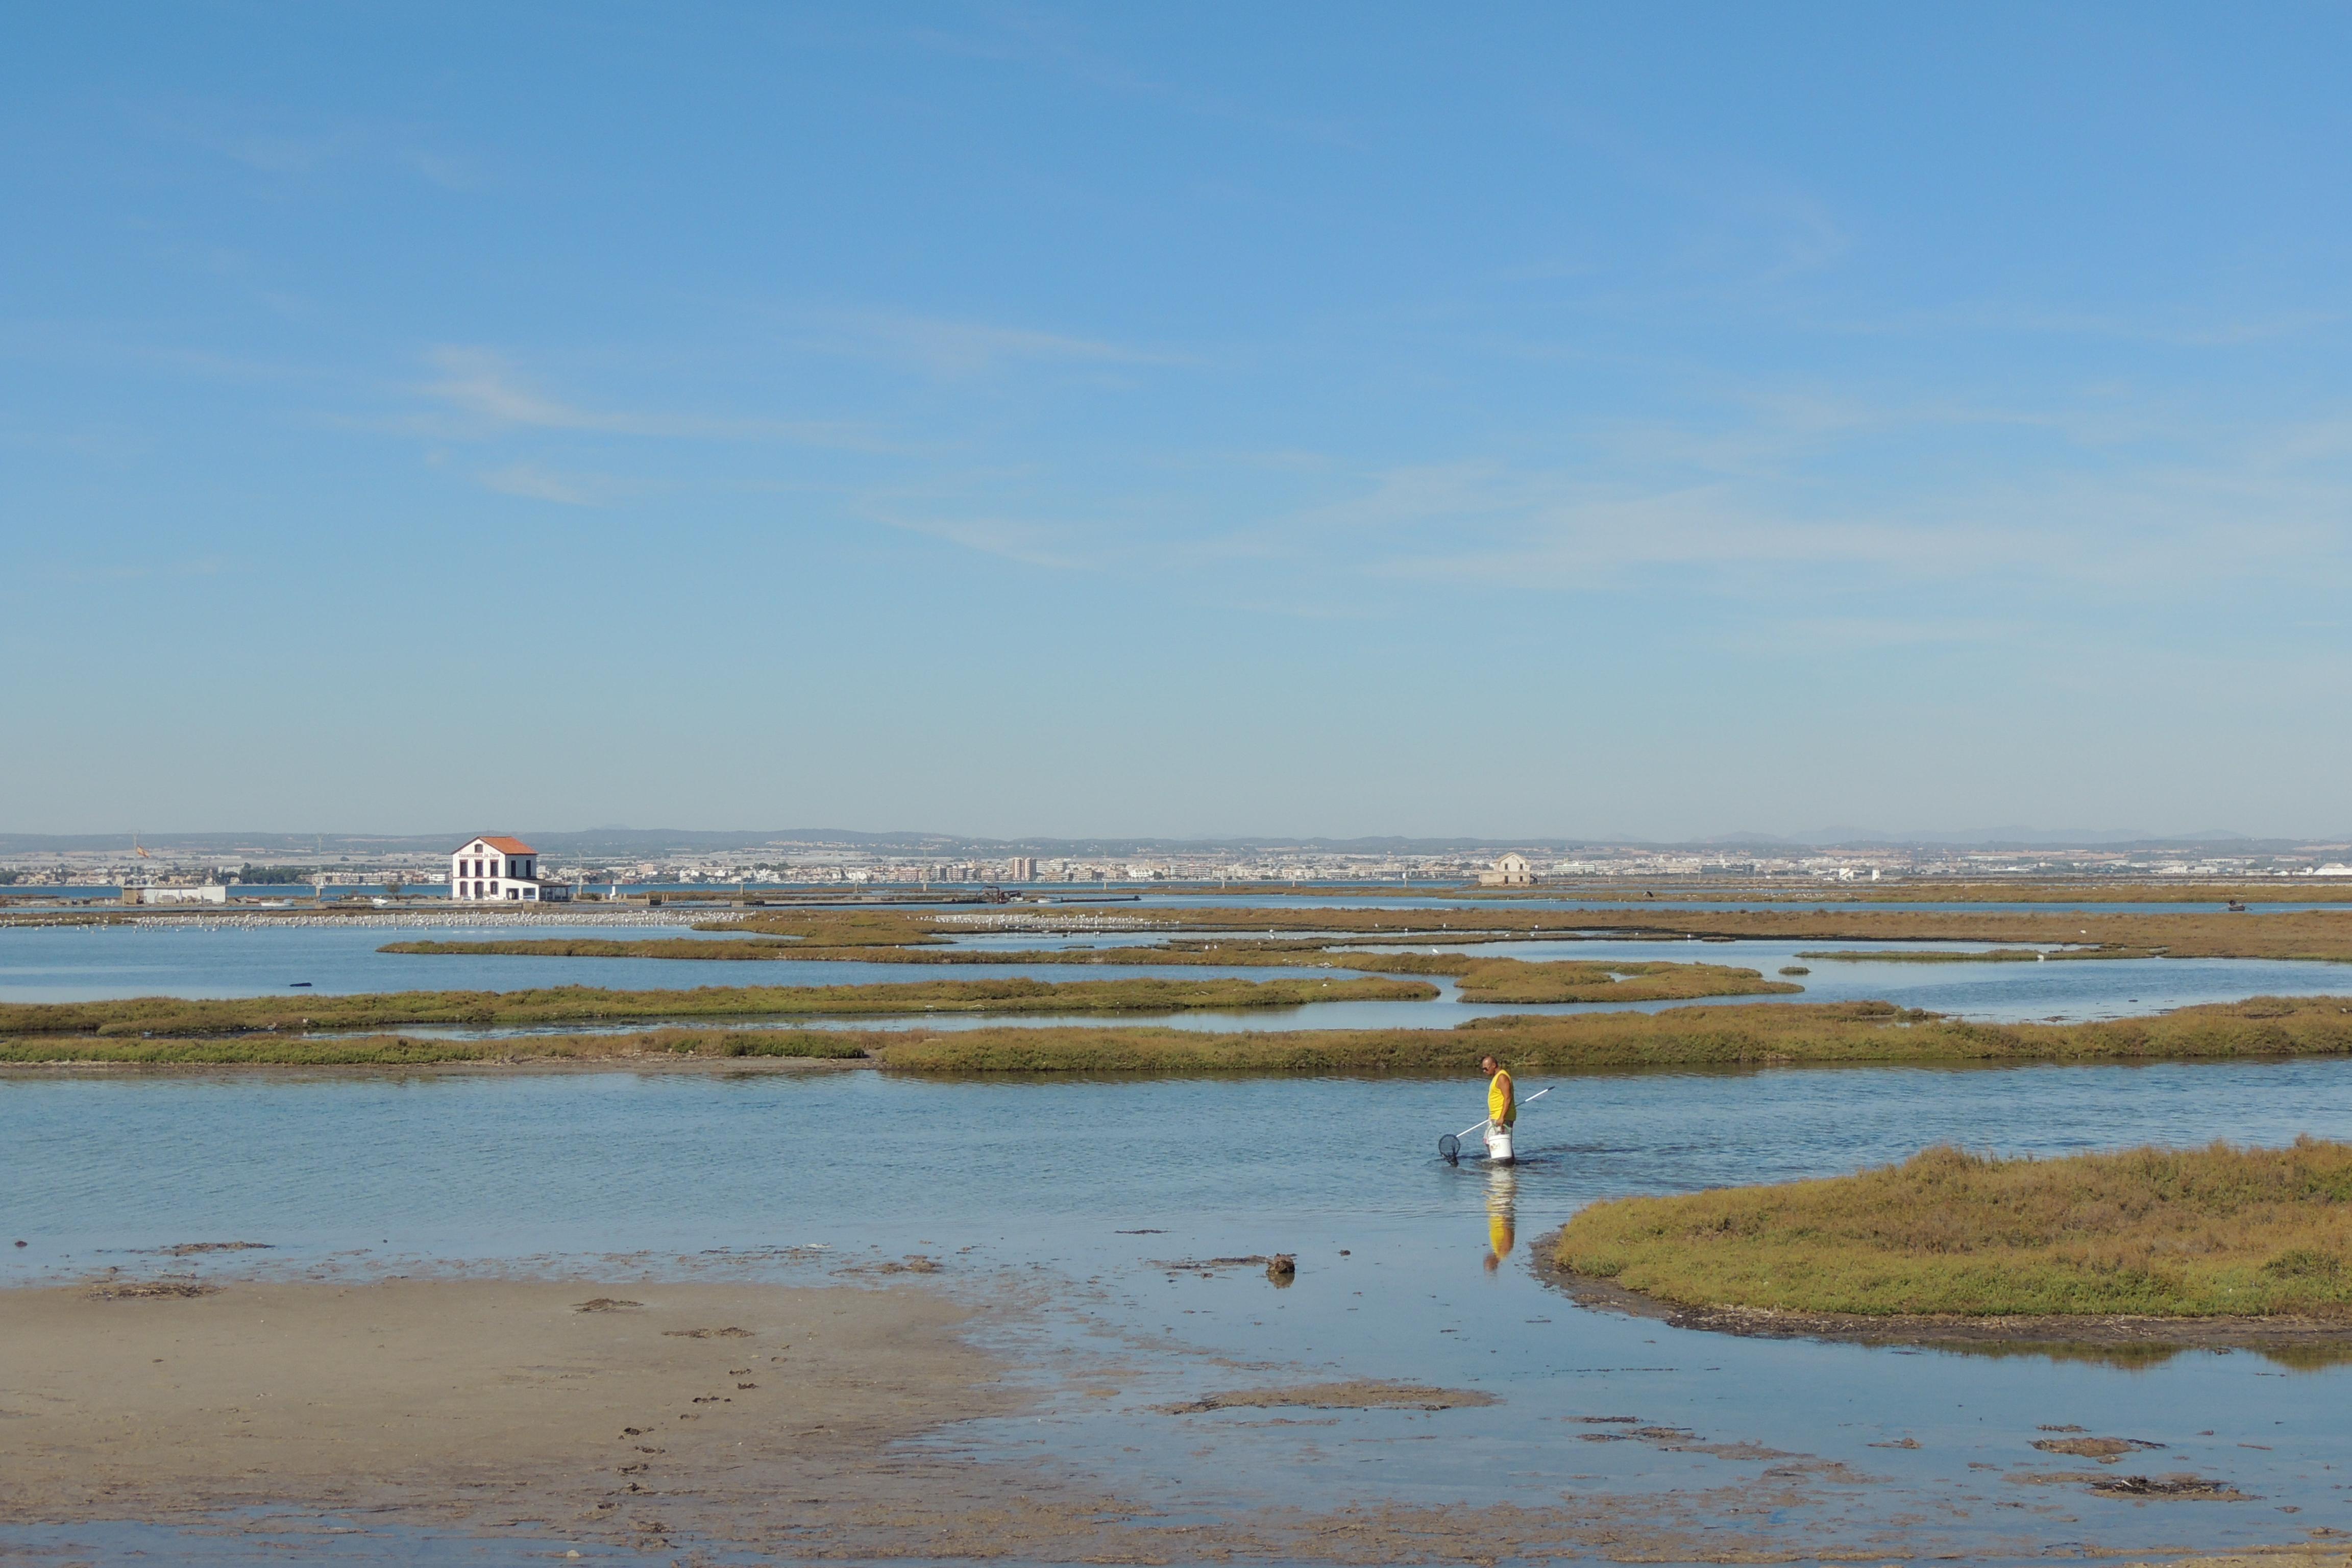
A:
1136 890 2352 915
7 922 2348 1034
7 1059 2352 1562
0 921 1317 1004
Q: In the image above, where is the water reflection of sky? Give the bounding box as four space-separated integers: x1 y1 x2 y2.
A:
8 1060 2352 1561
6 921 2351 1032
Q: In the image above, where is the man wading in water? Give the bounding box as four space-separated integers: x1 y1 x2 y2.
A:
1480 1055 1516 1161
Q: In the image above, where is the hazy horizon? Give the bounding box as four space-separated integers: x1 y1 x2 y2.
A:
7 822 2348 855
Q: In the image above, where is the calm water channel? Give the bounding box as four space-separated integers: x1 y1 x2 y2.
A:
6 919 2350 1030
7 1058 2352 1564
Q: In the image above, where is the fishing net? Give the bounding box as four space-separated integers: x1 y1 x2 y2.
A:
1438 1133 1461 1163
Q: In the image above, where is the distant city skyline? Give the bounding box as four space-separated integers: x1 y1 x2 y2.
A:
6 824 2348 856
8 5 2350 838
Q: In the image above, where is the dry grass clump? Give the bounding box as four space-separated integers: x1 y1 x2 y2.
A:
1554 1138 2352 1317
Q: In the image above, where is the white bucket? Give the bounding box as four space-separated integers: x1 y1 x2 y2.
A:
1484 1123 1515 1164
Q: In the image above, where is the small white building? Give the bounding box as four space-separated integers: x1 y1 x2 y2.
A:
1478 852 1537 887
130 884 228 905
449 836 566 902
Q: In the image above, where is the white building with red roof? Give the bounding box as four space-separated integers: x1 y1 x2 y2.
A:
449 835 564 902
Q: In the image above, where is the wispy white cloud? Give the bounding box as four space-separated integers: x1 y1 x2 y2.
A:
1720 616 2018 655
418 348 888 447
1327 451 2351 601
898 16 1360 148
1816 301 2348 349
147 103 488 191
791 311 1197 378
866 508 1092 571
478 463 621 507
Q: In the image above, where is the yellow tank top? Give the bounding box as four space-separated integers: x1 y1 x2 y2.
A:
1488 1069 1515 1126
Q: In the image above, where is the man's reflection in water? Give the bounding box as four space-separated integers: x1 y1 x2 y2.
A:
1483 1165 1518 1272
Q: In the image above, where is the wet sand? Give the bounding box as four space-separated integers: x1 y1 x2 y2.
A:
9 1277 2350 1562
0 1278 1026 1553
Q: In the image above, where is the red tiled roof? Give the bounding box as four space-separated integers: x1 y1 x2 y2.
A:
464 835 537 855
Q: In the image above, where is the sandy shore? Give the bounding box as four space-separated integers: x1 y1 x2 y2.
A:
0 1278 1026 1554
10 1276 2348 1563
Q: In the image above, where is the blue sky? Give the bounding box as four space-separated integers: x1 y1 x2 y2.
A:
7 4 2351 839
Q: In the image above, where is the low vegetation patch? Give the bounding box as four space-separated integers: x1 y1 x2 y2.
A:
396 899 2352 964
1552 1138 2352 1318
0 1027 875 1066
1350 953 1796 1003
849 902 2352 964
381 936 1794 1003
861 994 2352 1073
19 994 2352 1073
0 974 1433 1042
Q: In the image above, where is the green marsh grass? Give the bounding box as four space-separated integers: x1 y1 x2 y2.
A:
379 938 1797 1003
0 1026 872 1066
862 994 2352 1073
1552 1138 2352 1318
0 974 1434 1041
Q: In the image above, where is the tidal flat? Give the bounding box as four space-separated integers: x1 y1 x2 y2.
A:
13 901 2352 1562
0 1278 1016 1553
12 1061 2352 1564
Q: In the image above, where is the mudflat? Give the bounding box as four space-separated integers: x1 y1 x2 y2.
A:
0 1278 1017 1553
10 1279 2347 1563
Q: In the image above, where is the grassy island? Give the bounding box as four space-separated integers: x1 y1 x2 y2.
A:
0 1027 879 1066
758 902 2352 964
1551 1139 2352 1319
396 898 2352 964
851 993 2352 1072
0 973 1433 1047
375 937 1796 1004
15 993 2352 1071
